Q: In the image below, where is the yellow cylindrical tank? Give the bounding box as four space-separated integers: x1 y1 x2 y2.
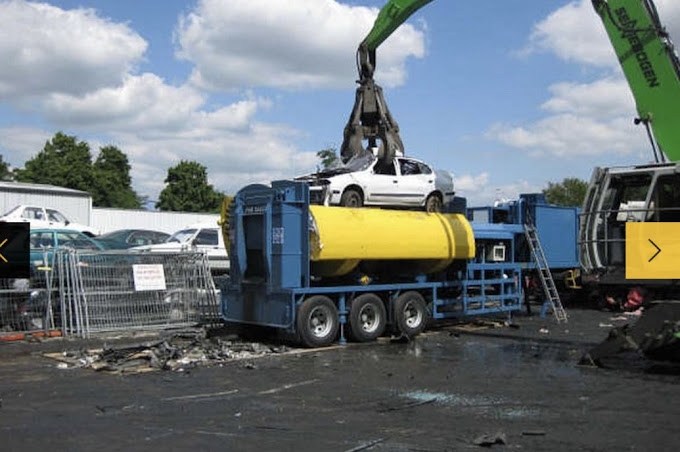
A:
309 205 475 277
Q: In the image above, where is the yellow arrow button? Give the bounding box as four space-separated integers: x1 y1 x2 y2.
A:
626 223 680 279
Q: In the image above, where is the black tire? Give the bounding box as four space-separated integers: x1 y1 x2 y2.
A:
348 293 387 342
340 188 363 208
393 291 429 337
297 295 339 347
425 193 443 213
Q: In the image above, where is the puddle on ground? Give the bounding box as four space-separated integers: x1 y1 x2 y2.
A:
401 390 541 420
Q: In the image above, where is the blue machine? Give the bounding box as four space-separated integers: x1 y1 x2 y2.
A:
218 181 579 347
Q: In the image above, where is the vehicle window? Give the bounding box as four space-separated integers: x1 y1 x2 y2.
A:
195 229 218 245
46 209 68 223
24 207 44 220
167 229 197 243
1 205 21 217
30 232 54 248
57 232 99 250
417 162 432 175
374 160 396 175
399 159 421 176
128 232 153 246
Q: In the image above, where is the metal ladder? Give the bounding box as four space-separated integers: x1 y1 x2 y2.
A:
523 224 568 322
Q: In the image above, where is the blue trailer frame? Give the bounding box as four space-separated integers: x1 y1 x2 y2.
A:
218 181 577 346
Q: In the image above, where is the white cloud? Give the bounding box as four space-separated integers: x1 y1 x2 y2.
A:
175 0 427 91
0 1 147 102
522 0 613 67
0 127 53 167
523 0 680 68
453 172 542 207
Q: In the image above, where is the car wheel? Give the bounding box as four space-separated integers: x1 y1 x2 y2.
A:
340 188 363 208
297 295 339 347
425 193 443 213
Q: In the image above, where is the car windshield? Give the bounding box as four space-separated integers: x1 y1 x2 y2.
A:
343 152 376 172
98 230 128 241
1 205 21 217
166 229 197 243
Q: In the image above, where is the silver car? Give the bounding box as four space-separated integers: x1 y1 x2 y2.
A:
297 153 454 212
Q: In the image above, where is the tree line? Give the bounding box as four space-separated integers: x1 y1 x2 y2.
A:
1 132 228 213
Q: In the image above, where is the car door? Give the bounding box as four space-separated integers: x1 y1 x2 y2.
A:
365 159 400 204
396 158 434 205
22 207 49 228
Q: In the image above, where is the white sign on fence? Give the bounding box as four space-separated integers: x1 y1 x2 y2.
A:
132 264 167 291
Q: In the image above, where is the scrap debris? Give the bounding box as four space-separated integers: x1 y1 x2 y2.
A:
46 330 291 374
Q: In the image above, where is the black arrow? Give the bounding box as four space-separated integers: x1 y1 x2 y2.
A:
648 238 662 262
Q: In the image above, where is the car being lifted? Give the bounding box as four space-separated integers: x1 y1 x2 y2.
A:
296 152 454 212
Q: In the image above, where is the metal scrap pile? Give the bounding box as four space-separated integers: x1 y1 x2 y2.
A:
47 330 291 374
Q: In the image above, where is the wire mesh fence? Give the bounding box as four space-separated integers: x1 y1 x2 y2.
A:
1 249 221 339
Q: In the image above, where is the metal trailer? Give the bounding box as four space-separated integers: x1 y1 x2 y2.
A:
217 181 579 347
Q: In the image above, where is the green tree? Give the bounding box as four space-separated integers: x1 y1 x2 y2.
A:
15 132 93 192
91 146 141 208
543 178 588 207
316 148 339 170
0 154 12 181
156 160 223 212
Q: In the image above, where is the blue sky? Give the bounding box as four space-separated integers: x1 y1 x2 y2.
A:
1 0 679 206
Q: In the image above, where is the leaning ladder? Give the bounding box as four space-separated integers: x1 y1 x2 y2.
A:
523 224 568 322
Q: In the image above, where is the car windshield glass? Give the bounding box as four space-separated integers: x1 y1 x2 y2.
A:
98 230 126 240
166 229 197 243
343 152 376 172
1 205 21 217
47 209 67 223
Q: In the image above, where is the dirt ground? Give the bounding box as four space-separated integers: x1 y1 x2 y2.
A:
1 308 679 451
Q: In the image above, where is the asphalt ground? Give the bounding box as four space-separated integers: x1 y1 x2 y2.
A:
1 308 679 451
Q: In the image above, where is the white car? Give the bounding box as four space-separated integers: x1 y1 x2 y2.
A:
296 153 455 212
132 222 229 274
0 205 100 236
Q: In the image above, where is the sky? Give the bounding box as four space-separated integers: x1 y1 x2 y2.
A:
1 0 680 206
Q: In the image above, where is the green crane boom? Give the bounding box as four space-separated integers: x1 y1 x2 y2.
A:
340 0 434 164
592 0 680 162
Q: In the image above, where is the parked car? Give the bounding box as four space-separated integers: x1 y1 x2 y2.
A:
96 229 170 250
0 205 100 236
295 153 455 212
132 223 229 274
29 228 104 268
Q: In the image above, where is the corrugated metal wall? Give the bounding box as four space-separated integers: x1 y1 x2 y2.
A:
92 208 220 234
1 182 221 234
0 182 92 225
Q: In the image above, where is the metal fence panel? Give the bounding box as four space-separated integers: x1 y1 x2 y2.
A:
1 249 220 340
57 250 219 337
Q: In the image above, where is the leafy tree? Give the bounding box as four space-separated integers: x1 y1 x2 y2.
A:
91 146 141 209
0 154 12 181
543 178 588 207
316 148 339 170
156 160 223 212
15 132 94 192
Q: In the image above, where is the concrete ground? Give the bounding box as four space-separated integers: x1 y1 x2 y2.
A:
1 308 679 451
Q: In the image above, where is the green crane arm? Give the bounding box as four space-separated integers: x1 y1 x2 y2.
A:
359 0 435 79
593 0 680 162
341 0 435 164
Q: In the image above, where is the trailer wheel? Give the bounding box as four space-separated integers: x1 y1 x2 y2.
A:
348 293 386 342
393 291 428 337
297 295 339 347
